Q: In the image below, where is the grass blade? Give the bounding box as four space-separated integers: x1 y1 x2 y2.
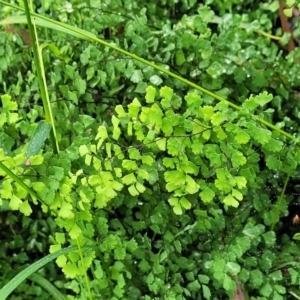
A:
0 246 77 299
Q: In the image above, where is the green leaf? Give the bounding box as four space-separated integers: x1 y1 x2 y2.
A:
266 156 282 170
155 138 167 151
202 285 211 300
160 86 173 102
256 92 273 107
199 187 215 203
62 263 80 279
232 189 243 201
95 126 108 140
235 176 247 189
200 106 214 121
179 197 192 210
141 155 154 166
198 275 210 284
122 160 138 171
128 184 139 196
128 98 141 118
262 231 276 246
69 223 81 240
231 151 247 167
145 86 156 103
224 194 239 207
115 105 127 118
175 49 185 66
25 121 52 158
260 283 273 297
223 274 236 291
55 233 66 245
226 262 241 275
19 200 32 216
235 130 250 144
187 280 201 292
250 269 263 288
284 8 293 17
293 233 300 241
211 111 227 126
168 198 183 215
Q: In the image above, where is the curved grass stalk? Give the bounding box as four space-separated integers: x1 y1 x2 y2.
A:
0 0 294 141
0 246 77 299
28 273 66 300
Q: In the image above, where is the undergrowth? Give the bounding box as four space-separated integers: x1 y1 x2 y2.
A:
1 0 300 299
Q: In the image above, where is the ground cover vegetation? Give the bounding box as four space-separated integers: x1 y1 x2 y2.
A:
1 0 300 299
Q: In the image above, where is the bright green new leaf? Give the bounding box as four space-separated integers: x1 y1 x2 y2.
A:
211 112 227 126
200 106 214 121
231 151 247 167
122 160 138 171
128 98 141 117
165 170 185 186
185 175 200 194
173 204 183 215
58 202 74 219
55 233 65 244
156 138 166 151
284 8 293 17
137 169 149 180
95 126 108 140
168 197 183 215
29 155 44 165
146 86 156 103
255 92 273 107
69 223 81 240
128 147 140 160
62 263 80 279
79 145 89 156
200 187 215 203
179 197 192 210
160 86 173 102
128 184 139 196
122 173 137 185
232 189 243 201
235 130 250 144
141 155 154 166
9 194 22 210
115 105 127 118
19 200 32 216
235 176 247 189
32 182 45 192
224 194 239 207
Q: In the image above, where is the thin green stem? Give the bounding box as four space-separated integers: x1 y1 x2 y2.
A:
0 0 295 142
77 239 93 300
23 0 59 154
271 174 290 231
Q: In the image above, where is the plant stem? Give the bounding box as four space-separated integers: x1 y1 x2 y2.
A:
23 0 59 154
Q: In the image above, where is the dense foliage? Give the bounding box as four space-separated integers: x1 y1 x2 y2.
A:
1 0 300 299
